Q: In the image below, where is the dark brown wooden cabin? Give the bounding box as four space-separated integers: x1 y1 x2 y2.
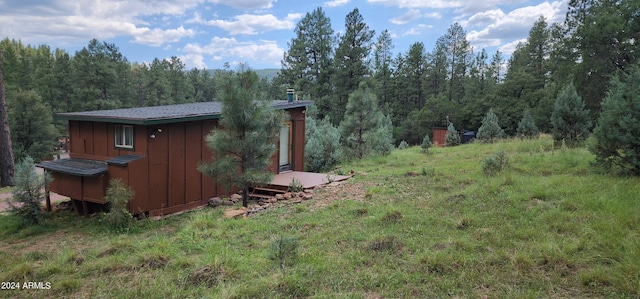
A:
38 100 312 216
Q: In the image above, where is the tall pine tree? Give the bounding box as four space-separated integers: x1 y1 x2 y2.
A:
280 7 335 116
517 109 539 139
340 81 392 159
0 49 15 186
442 23 472 103
9 90 57 162
566 0 640 121
332 8 375 124
373 29 394 111
551 83 591 147
445 121 461 146
590 67 640 175
476 108 505 143
198 65 285 207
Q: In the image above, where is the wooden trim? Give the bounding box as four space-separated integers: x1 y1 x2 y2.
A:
287 120 293 168
148 199 209 217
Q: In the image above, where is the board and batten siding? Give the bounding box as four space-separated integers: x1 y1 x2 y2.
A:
53 106 307 216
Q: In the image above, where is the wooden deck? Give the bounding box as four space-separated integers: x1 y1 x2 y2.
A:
271 171 351 189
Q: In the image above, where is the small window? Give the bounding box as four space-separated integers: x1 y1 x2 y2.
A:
115 125 134 149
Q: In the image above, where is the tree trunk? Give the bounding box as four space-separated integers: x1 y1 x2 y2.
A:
0 51 15 186
242 186 249 208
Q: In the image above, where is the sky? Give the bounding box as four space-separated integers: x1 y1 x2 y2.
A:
0 0 569 70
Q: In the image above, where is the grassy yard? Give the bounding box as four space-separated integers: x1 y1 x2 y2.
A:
0 136 638 298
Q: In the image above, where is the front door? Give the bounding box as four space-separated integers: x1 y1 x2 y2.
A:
279 122 292 172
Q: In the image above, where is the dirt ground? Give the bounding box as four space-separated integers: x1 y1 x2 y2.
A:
308 180 370 210
0 152 70 213
0 192 68 213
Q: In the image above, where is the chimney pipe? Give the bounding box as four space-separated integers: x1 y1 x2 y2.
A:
287 88 295 102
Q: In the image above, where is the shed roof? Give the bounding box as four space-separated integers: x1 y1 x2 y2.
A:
37 158 108 177
54 100 313 125
106 154 144 167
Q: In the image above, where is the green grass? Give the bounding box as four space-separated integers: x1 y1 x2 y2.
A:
0 135 638 298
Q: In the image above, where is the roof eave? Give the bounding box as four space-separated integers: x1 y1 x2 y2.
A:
54 101 313 125
54 114 222 125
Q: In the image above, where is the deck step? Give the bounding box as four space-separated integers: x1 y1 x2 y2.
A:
252 187 287 193
249 193 275 199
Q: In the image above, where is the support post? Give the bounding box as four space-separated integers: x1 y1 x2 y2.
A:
45 189 51 212
82 200 88 216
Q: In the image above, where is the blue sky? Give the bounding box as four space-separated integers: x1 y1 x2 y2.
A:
0 0 568 70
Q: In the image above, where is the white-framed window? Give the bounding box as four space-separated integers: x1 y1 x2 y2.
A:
115 124 134 149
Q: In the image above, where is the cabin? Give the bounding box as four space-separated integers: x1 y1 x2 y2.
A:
38 100 313 216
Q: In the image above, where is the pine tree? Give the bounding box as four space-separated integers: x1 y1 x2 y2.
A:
393 42 427 140
0 49 15 187
8 157 51 225
495 17 553 135
441 23 472 103
103 178 134 230
566 0 639 121
551 83 591 147
367 113 394 156
280 7 335 110
9 90 57 162
590 67 640 175
517 109 539 139
70 39 129 111
146 58 172 106
421 134 432 154
166 56 190 104
477 108 505 143
332 8 375 124
339 81 392 159
373 29 394 110
445 122 460 146
304 115 343 173
198 65 285 207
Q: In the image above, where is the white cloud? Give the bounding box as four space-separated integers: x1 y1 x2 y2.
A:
207 0 276 9
179 53 208 69
324 0 350 7
367 0 461 9
182 37 284 67
0 0 200 46
193 13 302 35
424 12 442 19
367 0 535 17
403 24 432 36
461 9 505 28
132 26 196 47
390 9 422 25
453 0 529 16
498 39 526 54
465 1 568 52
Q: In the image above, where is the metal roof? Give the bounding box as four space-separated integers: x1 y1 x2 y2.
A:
37 158 108 177
106 154 144 167
54 100 313 125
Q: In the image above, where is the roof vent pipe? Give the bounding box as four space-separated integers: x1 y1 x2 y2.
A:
287 88 295 102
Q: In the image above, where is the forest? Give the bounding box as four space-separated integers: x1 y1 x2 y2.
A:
0 0 638 167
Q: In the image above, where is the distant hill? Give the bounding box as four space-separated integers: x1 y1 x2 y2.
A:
206 68 281 81
254 69 280 80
